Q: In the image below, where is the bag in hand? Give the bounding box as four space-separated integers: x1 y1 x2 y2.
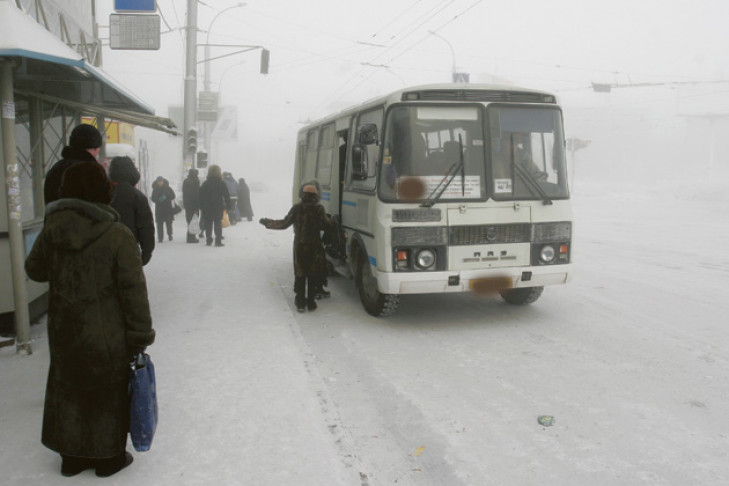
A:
221 210 230 228
188 212 200 234
129 353 158 452
171 200 183 215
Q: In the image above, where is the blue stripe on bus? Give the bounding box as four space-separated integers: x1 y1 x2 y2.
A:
342 200 357 207
321 192 331 202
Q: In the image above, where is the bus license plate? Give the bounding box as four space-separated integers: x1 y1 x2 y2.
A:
470 277 512 294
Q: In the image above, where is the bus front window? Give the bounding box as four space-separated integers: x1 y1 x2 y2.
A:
489 106 569 200
380 105 486 202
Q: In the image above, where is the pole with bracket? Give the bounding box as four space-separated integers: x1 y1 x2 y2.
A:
1 59 32 355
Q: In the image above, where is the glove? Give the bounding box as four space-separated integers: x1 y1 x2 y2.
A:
141 252 152 266
259 218 271 226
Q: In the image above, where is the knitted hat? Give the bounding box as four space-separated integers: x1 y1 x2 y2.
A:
59 161 113 204
302 184 318 194
69 124 103 149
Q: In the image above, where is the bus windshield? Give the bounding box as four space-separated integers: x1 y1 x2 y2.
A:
379 105 486 202
489 106 569 201
378 104 569 202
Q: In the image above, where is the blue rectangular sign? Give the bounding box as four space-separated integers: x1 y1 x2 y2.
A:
115 0 156 12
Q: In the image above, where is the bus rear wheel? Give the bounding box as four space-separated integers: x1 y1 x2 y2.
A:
357 255 399 317
499 286 544 305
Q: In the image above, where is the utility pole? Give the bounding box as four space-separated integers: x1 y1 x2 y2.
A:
183 0 198 174
1 60 32 355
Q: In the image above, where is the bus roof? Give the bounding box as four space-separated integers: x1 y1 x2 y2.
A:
298 83 559 134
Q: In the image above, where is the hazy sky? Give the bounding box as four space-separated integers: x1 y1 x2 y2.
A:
95 0 729 185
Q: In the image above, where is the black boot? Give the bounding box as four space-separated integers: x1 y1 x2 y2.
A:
295 296 306 313
95 451 133 477
214 238 224 247
294 276 306 312
307 276 318 310
61 455 93 477
186 233 199 243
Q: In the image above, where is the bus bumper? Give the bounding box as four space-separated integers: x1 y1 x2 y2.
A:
375 264 573 295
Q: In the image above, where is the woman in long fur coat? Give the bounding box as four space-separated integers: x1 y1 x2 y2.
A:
25 162 155 478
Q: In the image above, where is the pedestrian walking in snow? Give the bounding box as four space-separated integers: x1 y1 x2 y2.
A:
25 161 155 478
223 172 241 224
109 156 155 265
199 164 231 247
260 183 333 312
237 177 254 221
182 168 201 243
150 176 176 242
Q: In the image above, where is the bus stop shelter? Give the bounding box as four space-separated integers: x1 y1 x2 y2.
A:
0 1 176 353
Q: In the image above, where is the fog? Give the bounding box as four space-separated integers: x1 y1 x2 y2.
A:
94 0 729 193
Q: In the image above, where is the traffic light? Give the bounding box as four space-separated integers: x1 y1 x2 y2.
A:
197 151 208 169
186 128 198 155
260 48 270 75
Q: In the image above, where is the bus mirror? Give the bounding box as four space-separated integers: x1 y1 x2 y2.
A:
352 144 368 180
358 124 379 145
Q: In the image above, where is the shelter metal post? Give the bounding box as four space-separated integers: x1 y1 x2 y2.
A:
1 59 32 354
29 98 45 217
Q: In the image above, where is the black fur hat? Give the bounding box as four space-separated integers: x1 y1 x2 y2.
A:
69 124 103 149
59 161 113 204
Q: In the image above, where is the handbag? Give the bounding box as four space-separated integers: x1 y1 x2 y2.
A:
129 353 158 452
221 210 230 228
171 200 183 215
188 212 200 234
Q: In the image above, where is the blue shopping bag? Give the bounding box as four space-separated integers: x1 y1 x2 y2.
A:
129 353 158 452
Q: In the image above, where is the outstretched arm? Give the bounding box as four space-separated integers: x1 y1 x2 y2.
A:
260 205 296 230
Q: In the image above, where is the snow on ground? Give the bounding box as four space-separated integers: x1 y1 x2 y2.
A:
2 174 728 485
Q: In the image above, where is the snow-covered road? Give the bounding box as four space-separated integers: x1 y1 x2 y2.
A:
2 178 728 485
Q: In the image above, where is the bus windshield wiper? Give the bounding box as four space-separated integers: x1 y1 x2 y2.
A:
420 162 462 207
420 136 466 208
514 163 553 205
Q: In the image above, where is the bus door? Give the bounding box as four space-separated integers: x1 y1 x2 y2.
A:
343 107 383 238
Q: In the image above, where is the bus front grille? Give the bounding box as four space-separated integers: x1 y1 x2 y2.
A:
449 224 531 245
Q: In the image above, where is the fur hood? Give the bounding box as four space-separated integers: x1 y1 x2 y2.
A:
43 199 120 250
108 157 141 185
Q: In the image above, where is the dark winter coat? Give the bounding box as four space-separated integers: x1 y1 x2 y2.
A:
25 199 155 459
150 177 176 223
109 158 155 265
237 178 254 219
182 172 201 213
264 193 333 277
223 174 239 198
199 174 231 222
43 147 99 204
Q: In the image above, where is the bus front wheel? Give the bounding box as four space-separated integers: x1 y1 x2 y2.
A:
357 255 399 317
499 286 544 305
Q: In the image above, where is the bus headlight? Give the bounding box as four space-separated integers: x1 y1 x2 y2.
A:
416 249 436 269
539 245 556 264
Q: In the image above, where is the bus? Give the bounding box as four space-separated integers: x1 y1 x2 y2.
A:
294 83 573 317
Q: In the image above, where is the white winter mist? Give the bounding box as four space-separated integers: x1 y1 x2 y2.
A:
2 1 729 484
94 0 729 192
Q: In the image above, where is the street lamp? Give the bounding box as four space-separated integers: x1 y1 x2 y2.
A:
201 3 246 154
428 30 457 83
204 2 246 92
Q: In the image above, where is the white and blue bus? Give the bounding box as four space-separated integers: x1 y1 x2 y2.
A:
294 84 572 316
